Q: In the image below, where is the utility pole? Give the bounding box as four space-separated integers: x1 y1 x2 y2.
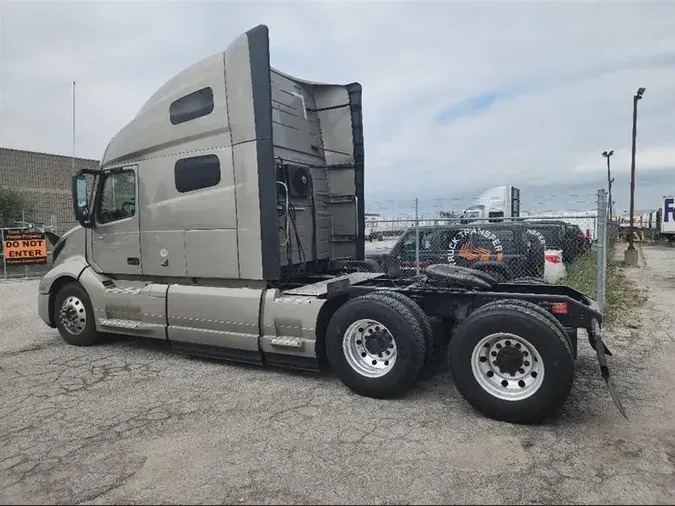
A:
72 81 76 173
602 150 614 220
625 87 645 266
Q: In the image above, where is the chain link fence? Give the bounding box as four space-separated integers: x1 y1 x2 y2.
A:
362 189 616 313
0 188 621 318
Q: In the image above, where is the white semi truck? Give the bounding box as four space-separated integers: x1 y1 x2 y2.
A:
461 185 521 222
37 25 623 423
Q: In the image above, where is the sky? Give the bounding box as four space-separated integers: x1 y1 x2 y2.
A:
1 0 674 217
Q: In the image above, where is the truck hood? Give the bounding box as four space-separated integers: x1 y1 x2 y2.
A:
51 225 86 267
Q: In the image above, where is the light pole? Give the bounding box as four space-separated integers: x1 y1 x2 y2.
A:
602 150 614 220
625 87 645 266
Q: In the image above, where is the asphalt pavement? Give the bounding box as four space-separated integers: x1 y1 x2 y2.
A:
1 244 674 504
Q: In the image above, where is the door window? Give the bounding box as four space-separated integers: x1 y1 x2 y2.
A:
401 230 434 253
97 170 136 225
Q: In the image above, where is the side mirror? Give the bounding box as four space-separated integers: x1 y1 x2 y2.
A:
72 174 93 228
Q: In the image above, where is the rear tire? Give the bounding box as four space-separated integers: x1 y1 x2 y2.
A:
470 299 577 360
361 291 436 370
53 282 100 346
326 295 426 398
449 301 574 423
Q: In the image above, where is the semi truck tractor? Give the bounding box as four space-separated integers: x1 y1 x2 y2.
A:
37 25 623 423
460 185 521 223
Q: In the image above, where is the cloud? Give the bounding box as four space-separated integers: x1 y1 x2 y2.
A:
1 0 674 214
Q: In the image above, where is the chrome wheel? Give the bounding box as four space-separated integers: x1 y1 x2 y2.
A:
59 295 87 335
471 332 544 401
342 318 397 378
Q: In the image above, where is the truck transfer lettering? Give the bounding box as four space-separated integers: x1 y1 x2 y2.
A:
447 228 503 264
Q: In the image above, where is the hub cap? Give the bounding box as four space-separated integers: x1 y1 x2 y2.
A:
471 332 544 401
59 296 87 335
343 319 397 378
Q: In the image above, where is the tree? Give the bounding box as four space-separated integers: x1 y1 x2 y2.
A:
0 186 33 227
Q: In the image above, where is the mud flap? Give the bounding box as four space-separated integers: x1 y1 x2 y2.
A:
590 319 628 419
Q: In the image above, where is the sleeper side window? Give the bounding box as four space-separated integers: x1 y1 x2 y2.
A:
174 154 221 193
170 87 214 125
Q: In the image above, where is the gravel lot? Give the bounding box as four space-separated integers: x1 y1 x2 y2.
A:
1 243 675 504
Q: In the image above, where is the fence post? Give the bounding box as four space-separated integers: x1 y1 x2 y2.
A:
23 210 28 278
1 228 6 280
595 189 607 313
415 197 420 275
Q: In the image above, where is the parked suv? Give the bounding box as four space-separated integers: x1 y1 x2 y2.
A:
371 222 544 281
526 220 590 264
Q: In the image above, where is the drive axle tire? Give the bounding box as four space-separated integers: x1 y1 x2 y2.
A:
326 295 426 399
449 301 574 423
470 299 577 359
53 282 101 346
362 291 435 367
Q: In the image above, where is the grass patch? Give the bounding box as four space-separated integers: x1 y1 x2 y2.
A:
559 245 647 327
559 249 597 298
603 247 648 327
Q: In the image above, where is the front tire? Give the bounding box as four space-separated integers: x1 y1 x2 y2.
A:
53 282 100 346
326 295 426 398
449 301 574 423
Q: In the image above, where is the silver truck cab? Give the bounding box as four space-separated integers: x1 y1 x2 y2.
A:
38 24 367 371
37 25 620 424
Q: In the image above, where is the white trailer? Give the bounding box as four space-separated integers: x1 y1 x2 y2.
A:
660 196 675 244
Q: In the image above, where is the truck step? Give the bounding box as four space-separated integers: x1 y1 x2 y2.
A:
98 318 156 331
270 336 304 349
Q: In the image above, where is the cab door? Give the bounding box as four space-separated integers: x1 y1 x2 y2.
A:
90 166 142 275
